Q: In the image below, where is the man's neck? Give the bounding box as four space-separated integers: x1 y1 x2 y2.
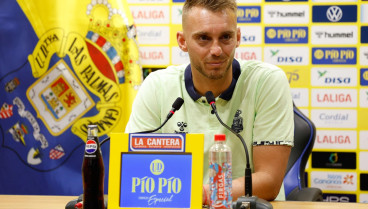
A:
192 69 233 98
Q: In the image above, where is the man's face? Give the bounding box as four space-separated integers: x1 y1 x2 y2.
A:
179 7 240 80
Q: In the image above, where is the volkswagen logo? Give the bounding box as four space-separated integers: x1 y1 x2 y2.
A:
326 6 343 22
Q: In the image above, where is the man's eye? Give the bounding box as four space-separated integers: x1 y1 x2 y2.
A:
222 34 231 40
199 36 209 41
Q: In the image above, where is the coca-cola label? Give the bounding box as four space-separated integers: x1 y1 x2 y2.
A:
85 140 97 154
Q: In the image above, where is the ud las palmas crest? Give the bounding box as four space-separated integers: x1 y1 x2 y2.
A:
1 0 142 171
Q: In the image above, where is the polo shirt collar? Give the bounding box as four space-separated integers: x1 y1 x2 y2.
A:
184 59 241 101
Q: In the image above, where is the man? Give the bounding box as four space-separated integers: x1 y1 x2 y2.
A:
125 0 294 204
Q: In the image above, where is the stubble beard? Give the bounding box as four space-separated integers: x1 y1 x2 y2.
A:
192 58 232 80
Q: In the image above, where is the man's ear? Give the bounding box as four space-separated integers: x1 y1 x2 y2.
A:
236 27 241 47
177 31 188 52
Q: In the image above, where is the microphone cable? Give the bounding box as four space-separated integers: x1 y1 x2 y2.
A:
99 97 184 145
205 91 252 197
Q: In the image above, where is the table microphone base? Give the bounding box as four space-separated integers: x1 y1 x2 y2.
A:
232 196 273 209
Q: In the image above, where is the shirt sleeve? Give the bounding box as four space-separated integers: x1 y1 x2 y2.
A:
252 67 294 146
125 72 162 133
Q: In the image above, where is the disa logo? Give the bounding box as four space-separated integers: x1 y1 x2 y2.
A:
265 47 309 65
311 68 357 87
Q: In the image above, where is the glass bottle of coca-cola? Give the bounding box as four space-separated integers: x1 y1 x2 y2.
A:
82 124 105 209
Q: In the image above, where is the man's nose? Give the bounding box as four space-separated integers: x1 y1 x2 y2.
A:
210 41 222 56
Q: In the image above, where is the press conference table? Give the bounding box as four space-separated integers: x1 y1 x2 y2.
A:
0 195 367 209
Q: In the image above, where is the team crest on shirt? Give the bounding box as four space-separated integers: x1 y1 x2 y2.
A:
175 121 188 133
231 110 243 133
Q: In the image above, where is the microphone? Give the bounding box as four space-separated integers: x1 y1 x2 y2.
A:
205 91 272 209
135 97 184 133
99 97 184 145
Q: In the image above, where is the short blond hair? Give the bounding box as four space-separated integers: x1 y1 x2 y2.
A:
182 0 237 23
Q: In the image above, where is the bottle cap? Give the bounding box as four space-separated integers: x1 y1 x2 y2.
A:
214 134 226 141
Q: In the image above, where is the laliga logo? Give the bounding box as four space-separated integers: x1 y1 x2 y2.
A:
326 6 343 22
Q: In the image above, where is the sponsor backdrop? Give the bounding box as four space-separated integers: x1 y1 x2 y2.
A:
127 0 368 203
0 0 142 195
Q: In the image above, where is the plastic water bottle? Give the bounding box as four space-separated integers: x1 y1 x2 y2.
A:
209 134 232 209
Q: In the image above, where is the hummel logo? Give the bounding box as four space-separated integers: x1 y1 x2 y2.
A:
316 32 324 38
268 11 276 18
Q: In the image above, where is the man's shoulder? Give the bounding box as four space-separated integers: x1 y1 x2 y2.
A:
236 60 285 84
237 59 282 73
145 64 187 81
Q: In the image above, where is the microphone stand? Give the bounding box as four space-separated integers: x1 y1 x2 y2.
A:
100 97 184 145
205 91 272 209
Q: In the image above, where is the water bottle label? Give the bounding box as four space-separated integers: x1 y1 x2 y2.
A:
85 139 97 154
209 162 232 209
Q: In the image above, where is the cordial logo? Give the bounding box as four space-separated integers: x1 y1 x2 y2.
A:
311 109 357 128
326 6 343 22
290 88 309 107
